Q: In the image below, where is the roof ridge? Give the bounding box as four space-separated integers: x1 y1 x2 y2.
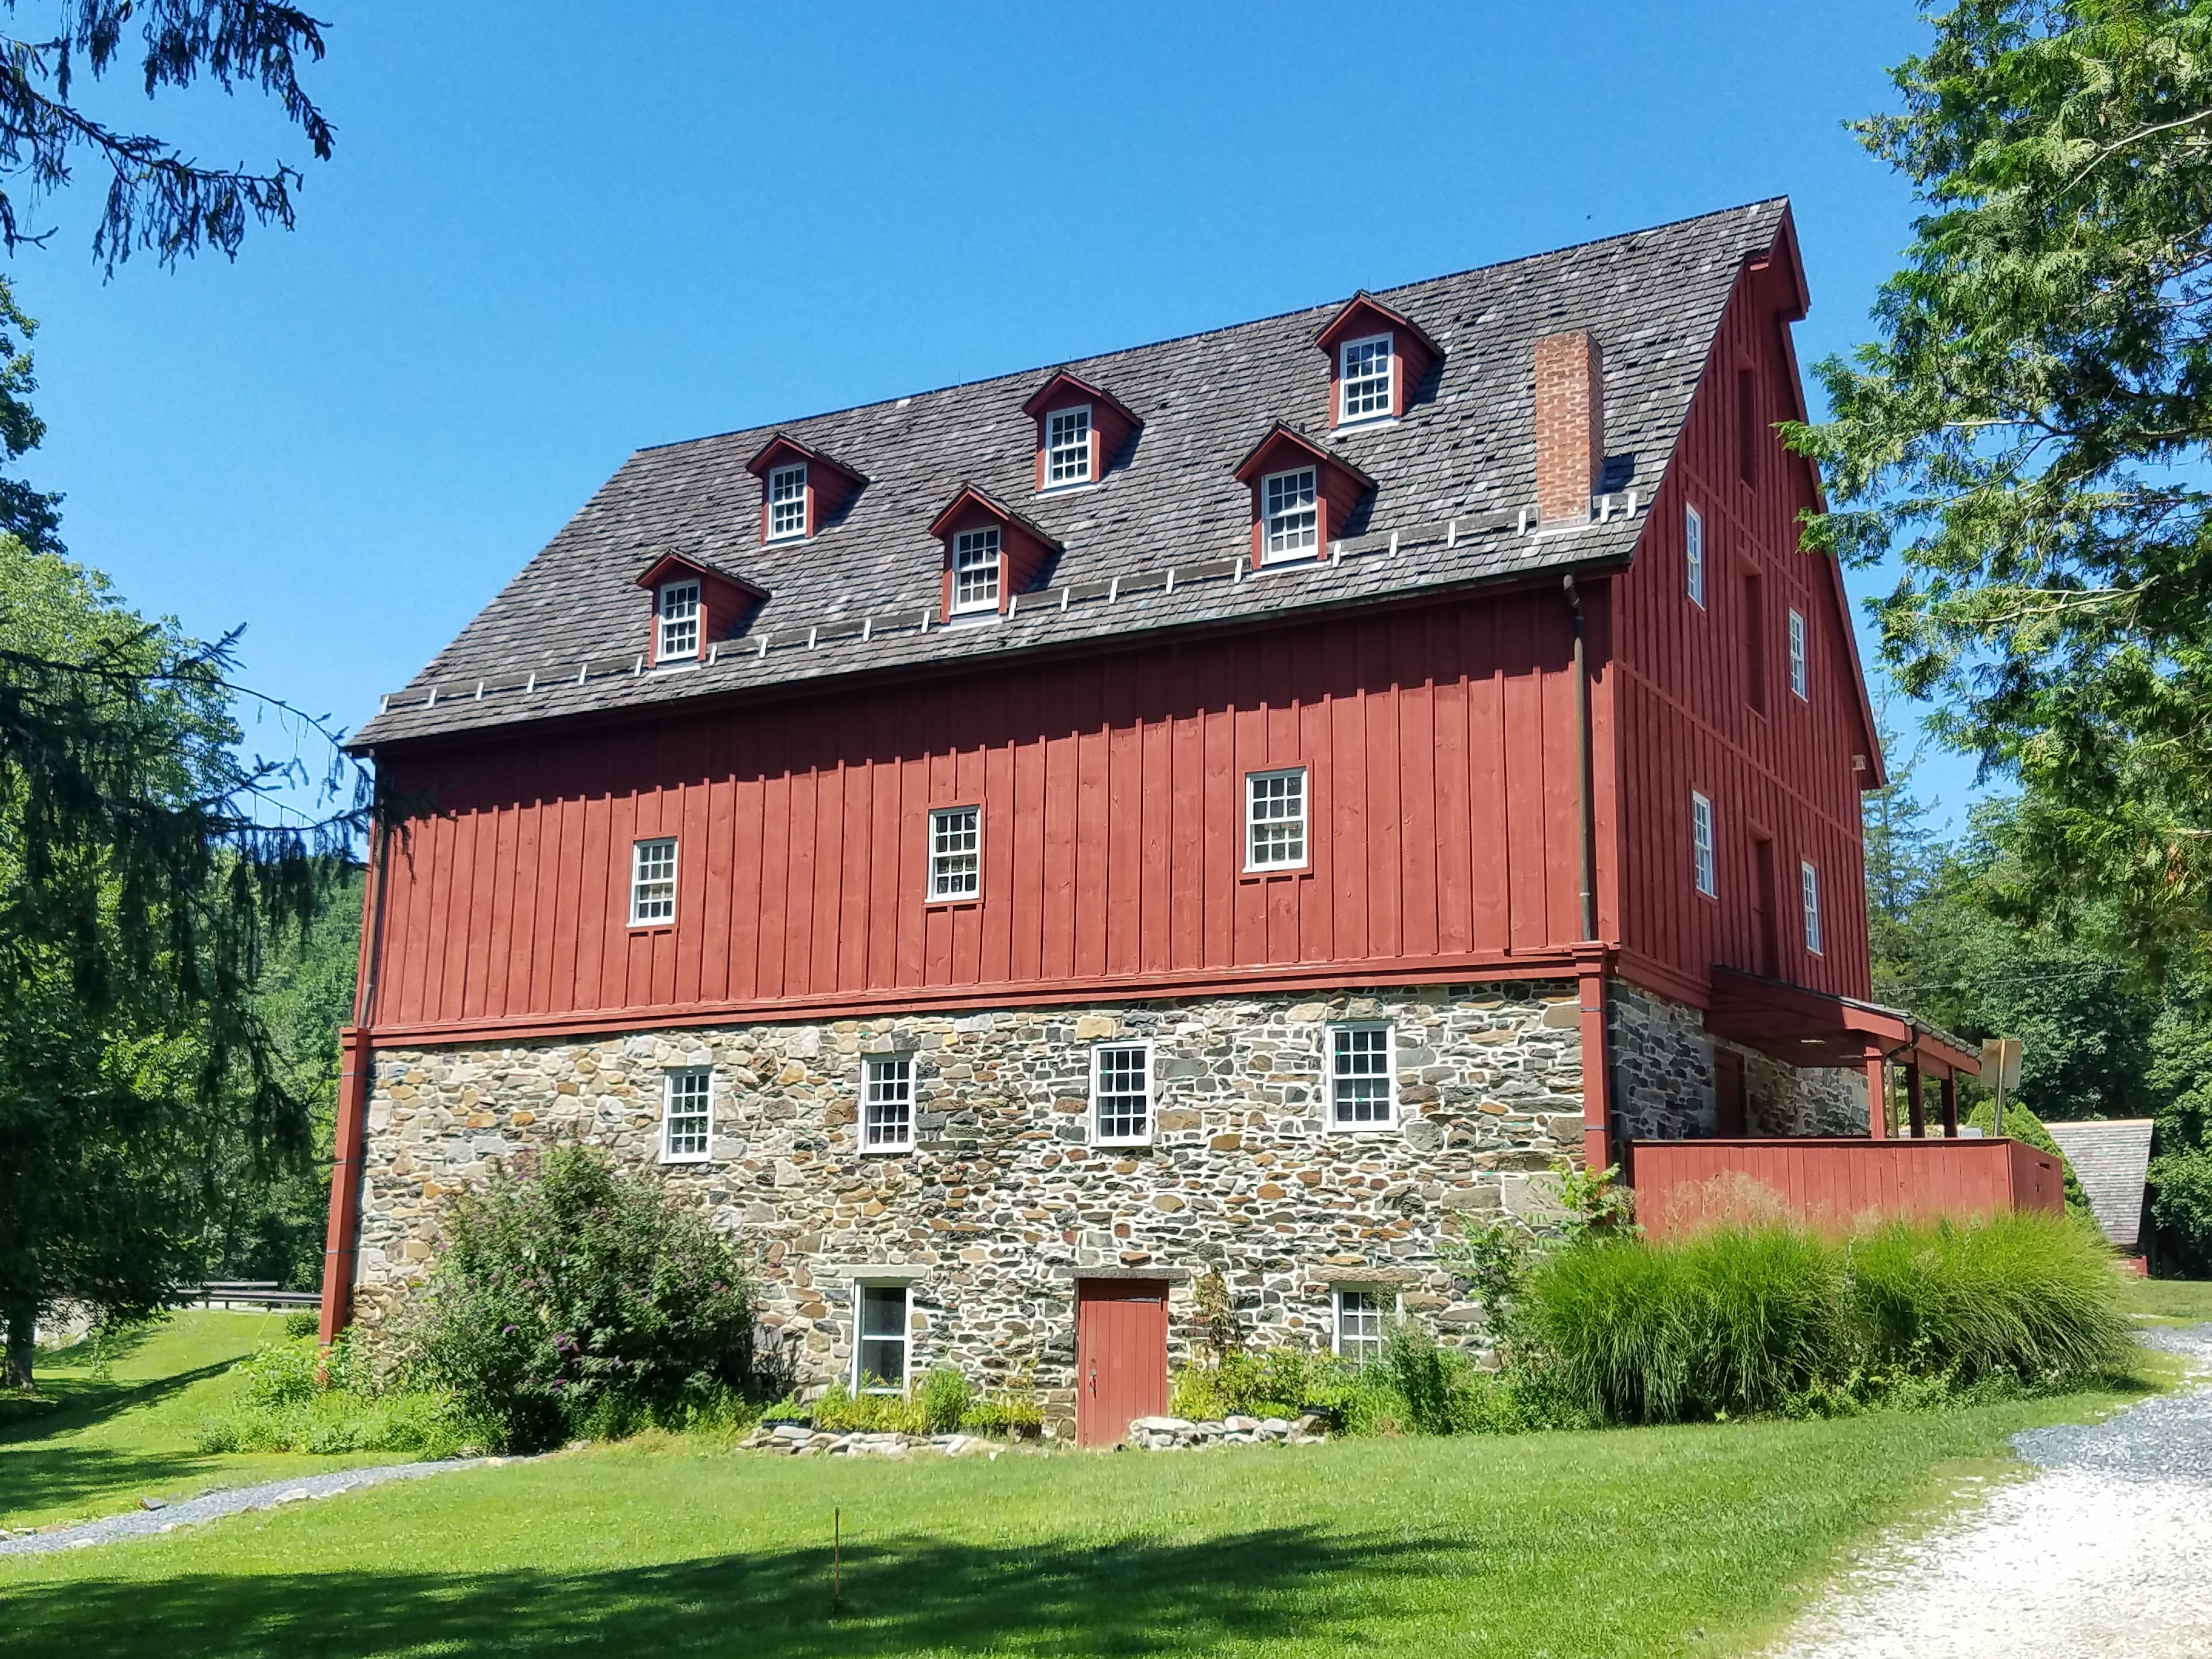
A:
634 197 1791 458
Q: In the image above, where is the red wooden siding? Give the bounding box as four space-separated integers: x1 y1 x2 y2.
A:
1634 1137 2066 1237
1608 262 1876 1003
368 589 1596 1036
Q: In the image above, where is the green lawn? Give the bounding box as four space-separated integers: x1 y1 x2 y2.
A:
2122 1274 2212 1325
0 1312 404 1531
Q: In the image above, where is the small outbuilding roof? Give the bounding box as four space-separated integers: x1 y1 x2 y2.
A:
2044 1118 2155 1251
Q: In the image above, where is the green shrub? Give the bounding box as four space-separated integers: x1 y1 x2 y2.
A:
396 1142 766 1452
916 1367 973 1433
957 1393 1044 1437
283 1310 320 1339
195 1334 480 1458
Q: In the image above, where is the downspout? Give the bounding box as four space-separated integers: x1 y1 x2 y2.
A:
1564 573 1624 1173
1564 573 1596 941
319 803 393 1344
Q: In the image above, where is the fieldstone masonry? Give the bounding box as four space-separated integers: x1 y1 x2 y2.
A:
353 983 1588 1430
1606 980 1867 1143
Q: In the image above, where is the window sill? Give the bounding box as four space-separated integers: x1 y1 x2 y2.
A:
860 1143 915 1156
1035 479 1098 496
1241 866 1312 882
659 1151 712 1165
1327 1124 1400 1136
1093 1136 1154 1150
1331 414 1400 434
924 895 981 909
627 922 676 933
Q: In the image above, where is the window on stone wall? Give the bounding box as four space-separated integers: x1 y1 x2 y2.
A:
660 1066 712 1163
862 1054 915 1152
854 1282 909 1392
1091 1041 1153 1144
1329 1023 1395 1128
1333 1288 1388 1362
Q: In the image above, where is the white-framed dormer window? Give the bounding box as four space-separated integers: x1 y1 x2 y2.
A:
657 579 701 661
862 1054 915 1152
1690 792 1716 899
854 1282 910 1392
1045 405 1092 486
768 463 808 540
1245 767 1307 871
1685 504 1706 607
630 836 677 925
1801 860 1823 955
952 526 1001 613
1262 467 1319 561
1788 608 1808 700
1091 1041 1154 1145
661 1066 712 1163
1333 1287 1389 1363
1329 1023 1395 1128
928 805 981 901
1339 334 1394 423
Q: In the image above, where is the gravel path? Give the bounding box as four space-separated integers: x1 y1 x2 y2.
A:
1763 1323 2212 1659
0 1457 494 1557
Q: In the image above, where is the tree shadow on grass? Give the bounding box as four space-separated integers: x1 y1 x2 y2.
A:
0 1359 235 1447
0 1526 1460 1658
0 1441 251 1526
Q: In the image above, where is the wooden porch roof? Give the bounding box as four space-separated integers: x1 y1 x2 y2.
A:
1705 967 1978 1079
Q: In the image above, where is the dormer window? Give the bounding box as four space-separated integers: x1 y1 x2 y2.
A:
1262 468 1318 561
768 464 808 540
743 433 867 545
1339 335 1393 423
657 579 701 661
1046 407 1092 485
1314 294 1441 430
1232 425 1374 569
952 527 1001 613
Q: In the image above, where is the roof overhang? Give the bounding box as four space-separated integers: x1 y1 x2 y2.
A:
634 552 766 602
742 432 869 491
1314 291 1443 359
1231 423 1377 490
1020 369 1143 430
1706 967 1978 1077
925 482 1065 550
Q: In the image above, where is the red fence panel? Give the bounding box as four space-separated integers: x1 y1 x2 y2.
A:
1633 1138 2056 1238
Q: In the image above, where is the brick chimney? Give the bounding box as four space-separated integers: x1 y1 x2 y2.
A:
1534 331 1604 525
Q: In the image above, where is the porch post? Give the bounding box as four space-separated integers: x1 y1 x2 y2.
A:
319 1025 374 1344
1863 1052 1889 1139
1940 1072 1959 1138
1905 1064 1926 1139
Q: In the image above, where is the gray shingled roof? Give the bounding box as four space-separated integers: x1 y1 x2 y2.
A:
2045 1119 2155 1251
353 198 1792 751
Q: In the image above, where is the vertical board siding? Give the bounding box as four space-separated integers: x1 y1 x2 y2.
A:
1635 1139 2064 1237
375 592 1587 1029
1610 268 1877 1000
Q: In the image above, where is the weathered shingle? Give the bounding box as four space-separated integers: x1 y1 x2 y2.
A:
2045 1119 2155 1251
354 198 1790 749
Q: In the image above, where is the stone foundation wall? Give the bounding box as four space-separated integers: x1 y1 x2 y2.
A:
353 983 1588 1430
1743 1052 1866 1137
1606 982 1715 1142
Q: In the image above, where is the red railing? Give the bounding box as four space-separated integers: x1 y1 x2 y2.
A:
1630 1137 2063 1238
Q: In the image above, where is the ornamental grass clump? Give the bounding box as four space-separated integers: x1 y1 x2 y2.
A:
398 1142 768 1452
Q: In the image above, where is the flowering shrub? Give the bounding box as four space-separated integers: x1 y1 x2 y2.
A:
397 1143 766 1452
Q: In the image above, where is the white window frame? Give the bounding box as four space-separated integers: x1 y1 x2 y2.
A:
1801 860 1823 955
1338 332 1395 424
630 836 678 926
853 1281 910 1393
1261 467 1319 562
951 526 1001 614
861 1054 915 1153
1690 792 1717 899
1685 505 1706 607
1044 404 1092 487
1332 1286 1390 1363
927 805 981 902
1328 1022 1396 1131
1244 766 1308 872
1090 1040 1154 1146
660 1066 712 1163
657 579 701 661
768 463 808 540
1788 608 1808 700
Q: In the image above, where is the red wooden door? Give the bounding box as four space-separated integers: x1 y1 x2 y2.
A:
1076 1279 1168 1447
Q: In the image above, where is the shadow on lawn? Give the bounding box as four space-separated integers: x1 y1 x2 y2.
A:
1 1525 1455 1658
0 1442 242 1526
0 1359 235 1446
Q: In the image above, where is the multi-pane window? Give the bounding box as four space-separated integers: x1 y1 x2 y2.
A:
1690 792 1716 898
862 1055 915 1151
657 579 701 661
1091 1042 1153 1144
1330 1024 1393 1128
855 1283 909 1391
1685 505 1706 607
1245 768 1307 870
1801 860 1823 955
928 806 981 901
952 527 1001 613
1046 406 1092 485
1339 334 1393 421
768 464 808 539
631 837 677 925
1262 467 1318 560
1334 1288 1386 1363
1788 608 1808 700
661 1068 712 1162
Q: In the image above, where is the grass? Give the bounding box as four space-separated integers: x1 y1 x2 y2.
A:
2121 1275 2212 1324
0 1313 407 1531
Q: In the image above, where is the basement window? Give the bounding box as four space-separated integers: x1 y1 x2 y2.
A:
854 1283 910 1392
862 1054 915 1153
1333 1288 1387 1363
661 1067 712 1163
630 837 677 926
1329 1023 1395 1129
1091 1042 1154 1145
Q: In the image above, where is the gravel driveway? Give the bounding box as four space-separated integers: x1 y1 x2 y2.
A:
1763 1324 2212 1659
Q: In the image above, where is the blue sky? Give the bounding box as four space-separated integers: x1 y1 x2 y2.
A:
8 1 1976 825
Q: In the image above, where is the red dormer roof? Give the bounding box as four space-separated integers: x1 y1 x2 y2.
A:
1020 370 1143 493
1313 293 1442 427
742 433 869 541
1231 425 1375 568
927 483 1064 618
634 553 767 664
